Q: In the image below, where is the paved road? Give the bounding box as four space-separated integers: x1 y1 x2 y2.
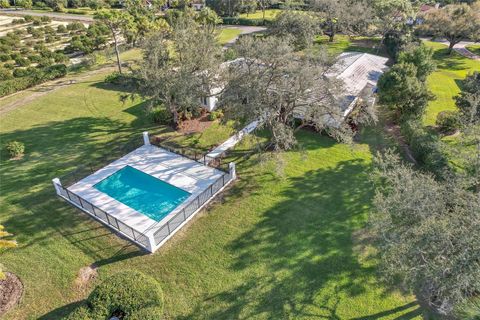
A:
0 8 93 22
421 37 479 60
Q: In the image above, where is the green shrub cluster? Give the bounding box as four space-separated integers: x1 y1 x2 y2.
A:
0 64 67 97
435 110 460 134
5 141 25 159
221 17 270 26
149 106 172 125
401 120 449 175
65 271 164 320
208 109 224 121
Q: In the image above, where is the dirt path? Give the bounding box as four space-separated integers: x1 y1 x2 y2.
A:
0 9 93 22
421 38 480 60
0 65 115 116
384 122 418 165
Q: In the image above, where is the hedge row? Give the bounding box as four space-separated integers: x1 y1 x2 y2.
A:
0 64 67 97
221 17 271 26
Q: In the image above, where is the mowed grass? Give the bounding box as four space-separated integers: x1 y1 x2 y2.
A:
314 35 385 56
423 41 480 126
218 28 242 45
239 9 282 21
465 44 480 56
0 66 422 319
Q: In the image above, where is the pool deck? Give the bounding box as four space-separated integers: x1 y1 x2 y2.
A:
68 145 224 235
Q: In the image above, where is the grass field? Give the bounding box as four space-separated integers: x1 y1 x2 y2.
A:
0 56 423 318
315 35 384 56
423 41 480 126
218 28 242 45
239 9 282 21
465 44 480 56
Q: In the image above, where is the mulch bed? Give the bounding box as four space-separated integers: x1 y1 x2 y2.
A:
178 114 214 134
0 272 23 317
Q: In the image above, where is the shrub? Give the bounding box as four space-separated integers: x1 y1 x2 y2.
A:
67 22 86 31
150 107 172 125
40 15 51 23
0 54 10 62
13 67 38 78
56 24 67 33
87 271 163 319
0 0 10 8
208 110 224 121
401 119 449 175
0 67 13 80
11 18 25 25
128 306 164 320
5 141 25 159
436 111 460 134
221 17 269 26
23 15 34 22
15 58 30 67
63 305 92 320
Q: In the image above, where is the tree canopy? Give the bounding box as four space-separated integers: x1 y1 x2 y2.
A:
420 3 480 52
371 150 480 316
219 36 374 150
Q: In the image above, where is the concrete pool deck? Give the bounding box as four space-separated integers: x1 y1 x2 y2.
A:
68 145 225 235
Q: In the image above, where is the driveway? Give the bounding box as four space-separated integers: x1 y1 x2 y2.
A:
0 8 93 22
222 25 267 47
421 37 479 60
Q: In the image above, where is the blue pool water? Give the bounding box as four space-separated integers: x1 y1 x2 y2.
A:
94 166 191 222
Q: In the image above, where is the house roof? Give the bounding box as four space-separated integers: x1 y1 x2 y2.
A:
327 52 389 113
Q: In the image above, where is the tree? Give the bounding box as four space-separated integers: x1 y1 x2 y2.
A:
94 10 134 73
371 150 480 316
137 18 222 126
420 3 480 53
310 0 374 42
377 62 434 121
206 0 250 16
397 43 435 81
0 225 17 280
195 7 222 33
123 0 169 46
455 71 480 124
219 36 373 150
373 0 413 51
268 11 319 49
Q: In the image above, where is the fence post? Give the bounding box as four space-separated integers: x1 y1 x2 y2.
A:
52 178 63 196
143 131 150 146
229 162 236 180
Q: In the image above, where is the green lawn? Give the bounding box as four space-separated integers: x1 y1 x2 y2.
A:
239 9 282 21
218 28 242 45
465 44 480 56
423 41 480 126
0 64 421 318
314 35 385 56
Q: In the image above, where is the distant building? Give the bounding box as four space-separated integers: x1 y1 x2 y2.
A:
191 0 205 10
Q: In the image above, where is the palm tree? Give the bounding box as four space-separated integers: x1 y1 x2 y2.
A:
0 225 17 280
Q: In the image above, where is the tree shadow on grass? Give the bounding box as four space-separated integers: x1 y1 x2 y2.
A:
179 152 417 319
37 301 84 320
0 116 164 252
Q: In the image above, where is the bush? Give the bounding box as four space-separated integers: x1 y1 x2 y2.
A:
40 15 51 23
401 119 449 175
150 107 172 125
436 111 460 134
5 141 25 159
15 58 31 67
23 15 34 22
67 21 86 31
0 0 10 8
87 271 163 319
57 24 67 33
0 54 10 62
128 306 164 320
0 67 13 80
208 110 224 121
221 17 269 26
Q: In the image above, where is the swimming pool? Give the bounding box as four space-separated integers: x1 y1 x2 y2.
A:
94 165 191 222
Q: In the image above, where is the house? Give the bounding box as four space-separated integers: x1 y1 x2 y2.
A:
325 52 389 122
191 0 205 10
202 52 389 126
